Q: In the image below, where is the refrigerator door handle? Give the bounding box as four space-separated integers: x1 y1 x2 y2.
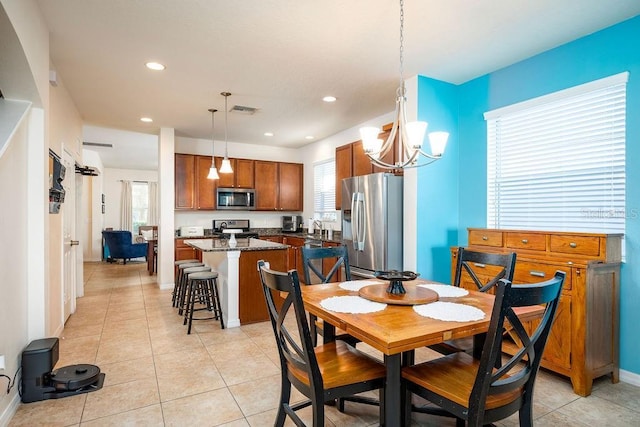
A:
354 192 365 251
350 192 358 249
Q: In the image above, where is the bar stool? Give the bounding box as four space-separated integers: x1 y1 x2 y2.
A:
183 271 224 334
172 259 200 306
177 265 210 315
174 262 204 309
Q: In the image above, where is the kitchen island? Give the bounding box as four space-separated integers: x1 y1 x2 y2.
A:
185 238 288 327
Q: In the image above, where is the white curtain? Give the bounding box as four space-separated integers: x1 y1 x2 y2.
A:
120 180 132 231
148 181 159 225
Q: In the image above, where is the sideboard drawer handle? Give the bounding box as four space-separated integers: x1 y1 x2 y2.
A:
569 242 577 248
530 270 546 278
474 263 486 268
521 239 528 244
482 236 488 241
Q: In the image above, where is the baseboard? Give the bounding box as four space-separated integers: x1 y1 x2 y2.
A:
0 393 20 427
620 369 640 387
158 282 174 290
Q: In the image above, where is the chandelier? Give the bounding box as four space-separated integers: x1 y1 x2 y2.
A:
219 92 233 174
359 0 448 170
207 108 219 180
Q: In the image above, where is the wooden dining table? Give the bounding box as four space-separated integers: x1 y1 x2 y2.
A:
300 280 544 426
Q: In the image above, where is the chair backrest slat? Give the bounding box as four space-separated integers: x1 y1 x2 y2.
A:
300 244 351 285
468 271 565 424
453 247 517 293
257 260 324 397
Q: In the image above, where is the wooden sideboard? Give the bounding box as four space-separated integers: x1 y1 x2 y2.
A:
452 228 622 396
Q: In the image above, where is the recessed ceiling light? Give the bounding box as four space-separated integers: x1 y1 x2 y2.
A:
322 96 337 103
305 135 314 140
264 132 274 137
140 117 153 123
145 62 165 71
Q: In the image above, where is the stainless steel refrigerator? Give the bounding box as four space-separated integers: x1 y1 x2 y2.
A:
341 173 403 279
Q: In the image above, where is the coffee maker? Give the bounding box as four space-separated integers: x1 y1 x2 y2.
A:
281 215 303 232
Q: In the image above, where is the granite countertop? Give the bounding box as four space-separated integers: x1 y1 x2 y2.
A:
255 228 343 244
185 238 288 252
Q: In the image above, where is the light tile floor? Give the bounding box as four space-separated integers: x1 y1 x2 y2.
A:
9 261 640 426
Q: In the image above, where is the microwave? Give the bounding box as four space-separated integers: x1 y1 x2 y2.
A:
216 188 256 210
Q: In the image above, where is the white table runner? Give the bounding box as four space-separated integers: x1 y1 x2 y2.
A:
320 295 387 314
413 301 485 322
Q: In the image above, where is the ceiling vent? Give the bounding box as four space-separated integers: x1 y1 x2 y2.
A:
230 105 258 115
83 141 113 148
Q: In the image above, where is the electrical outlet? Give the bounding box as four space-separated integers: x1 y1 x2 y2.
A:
0 354 5 370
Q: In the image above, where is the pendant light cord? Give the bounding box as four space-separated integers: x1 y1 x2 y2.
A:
399 0 405 94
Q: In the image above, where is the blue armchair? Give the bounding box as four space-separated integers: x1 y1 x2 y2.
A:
102 230 148 264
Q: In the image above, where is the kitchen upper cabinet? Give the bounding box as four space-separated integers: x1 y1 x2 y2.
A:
278 162 303 211
254 160 278 210
335 144 352 210
215 157 255 188
334 123 398 210
175 154 196 209
254 161 303 211
195 155 216 210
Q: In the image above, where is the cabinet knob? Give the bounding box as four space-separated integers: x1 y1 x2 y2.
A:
569 242 577 248
482 236 488 241
521 239 528 244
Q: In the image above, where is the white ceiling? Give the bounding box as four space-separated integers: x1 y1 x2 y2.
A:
34 0 640 169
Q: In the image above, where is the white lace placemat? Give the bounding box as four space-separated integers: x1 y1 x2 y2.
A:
413 301 484 322
320 296 387 314
338 280 380 291
417 284 469 298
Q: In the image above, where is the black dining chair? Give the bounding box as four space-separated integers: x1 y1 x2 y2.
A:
257 260 386 427
403 271 565 427
300 244 360 347
428 247 517 356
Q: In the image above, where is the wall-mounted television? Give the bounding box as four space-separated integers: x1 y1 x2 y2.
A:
49 150 66 214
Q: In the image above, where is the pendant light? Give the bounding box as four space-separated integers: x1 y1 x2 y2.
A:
207 108 219 180
359 0 448 169
219 91 233 174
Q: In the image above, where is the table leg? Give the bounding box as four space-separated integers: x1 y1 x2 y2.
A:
384 353 402 427
147 242 154 275
322 322 336 344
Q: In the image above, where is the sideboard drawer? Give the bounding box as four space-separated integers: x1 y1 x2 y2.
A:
469 230 503 247
550 234 600 257
506 232 546 251
513 260 572 290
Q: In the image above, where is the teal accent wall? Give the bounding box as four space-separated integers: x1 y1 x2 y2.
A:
417 16 640 375
415 76 459 283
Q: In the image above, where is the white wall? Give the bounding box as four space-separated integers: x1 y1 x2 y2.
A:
0 110 30 423
81 150 104 261
103 168 159 230
298 111 395 231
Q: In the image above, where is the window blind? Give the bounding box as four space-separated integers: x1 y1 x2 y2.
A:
485 73 627 238
313 160 337 221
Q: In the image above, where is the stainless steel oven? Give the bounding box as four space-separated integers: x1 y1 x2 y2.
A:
216 188 256 210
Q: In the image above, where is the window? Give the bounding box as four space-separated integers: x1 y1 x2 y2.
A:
313 160 337 222
485 73 627 244
131 182 149 233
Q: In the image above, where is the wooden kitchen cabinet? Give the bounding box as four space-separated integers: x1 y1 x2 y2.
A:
195 155 216 210
283 236 306 279
175 238 202 262
238 249 287 324
335 123 398 210
175 154 196 209
454 228 622 396
335 144 352 210
215 157 255 188
254 160 303 211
